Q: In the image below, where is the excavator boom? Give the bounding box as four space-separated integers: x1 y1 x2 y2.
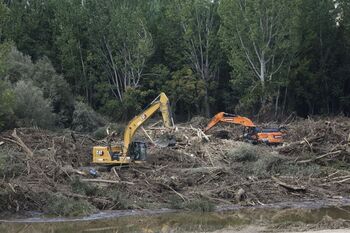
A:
204 112 255 132
92 92 173 165
204 112 284 145
122 93 173 155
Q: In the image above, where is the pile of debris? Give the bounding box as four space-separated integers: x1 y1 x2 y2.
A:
0 116 349 216
280 117 350 164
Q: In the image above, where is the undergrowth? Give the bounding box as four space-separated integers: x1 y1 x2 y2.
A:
226 143 322 178
44 194 97 217
169 196 214 212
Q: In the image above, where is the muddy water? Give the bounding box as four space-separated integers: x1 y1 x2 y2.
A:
1 199 350 233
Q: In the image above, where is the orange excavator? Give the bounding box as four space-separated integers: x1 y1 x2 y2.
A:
204 112 285 145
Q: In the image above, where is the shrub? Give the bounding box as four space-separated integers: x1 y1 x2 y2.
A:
71 178 98 196
251 154 285 177
0 149 26 178
45 194 97 217
13 80 56 128
100 188 131 209
71 101 106 132
93 127 107 140
184 198 215 212
32 57 75 127
93 123 125 140
226 144 260 162
168 195 185 209
0 80 14 131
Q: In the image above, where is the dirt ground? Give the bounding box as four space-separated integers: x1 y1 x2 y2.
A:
0 116 349 218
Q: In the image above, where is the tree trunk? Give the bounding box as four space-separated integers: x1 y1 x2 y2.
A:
281 87 288 117
275 86 280 118
203 85 210 117
78 40 89 103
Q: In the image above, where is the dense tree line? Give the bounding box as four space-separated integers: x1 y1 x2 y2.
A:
0 0 349 131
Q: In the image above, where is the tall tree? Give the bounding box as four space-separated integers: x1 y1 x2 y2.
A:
289 0 341 115
219 0 298 114
88 0 153 103
168 0 220 116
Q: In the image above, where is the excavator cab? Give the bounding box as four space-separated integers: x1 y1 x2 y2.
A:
129 141 147 161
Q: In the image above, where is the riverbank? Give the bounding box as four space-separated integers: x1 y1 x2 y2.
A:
1 201 350 233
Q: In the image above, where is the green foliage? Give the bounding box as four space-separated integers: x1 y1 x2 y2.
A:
184 198 215 212
45 194 97 217
3 47 74 127
226 144 260 162
0 80 14 131
219 0 298 113
4 46 33 83
0 0 349 124
227 145 322 178
169 196 215 212
168 195 185 209
93 123 125 140
0 148 26 178
98 187 131 210
251 154 286 177
166 67 206 117
71 101 106 132
13 80 56 129
71 178 98 196
31 57 75 127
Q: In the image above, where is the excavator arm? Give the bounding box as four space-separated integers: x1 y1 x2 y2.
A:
93 92 173 164
122 92 173 156
204 112 255 132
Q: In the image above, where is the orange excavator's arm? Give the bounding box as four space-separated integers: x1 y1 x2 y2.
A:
204 112 255 132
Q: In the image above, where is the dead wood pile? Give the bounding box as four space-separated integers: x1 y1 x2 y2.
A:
0 116 349 215
279 117 350 164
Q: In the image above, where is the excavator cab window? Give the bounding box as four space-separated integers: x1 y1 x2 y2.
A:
129 141 147 161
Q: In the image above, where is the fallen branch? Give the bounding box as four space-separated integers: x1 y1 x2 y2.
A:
63 192 114 205
272 176 306 192
303 138 313 152
111 166 121 180
81 178 134 185
296 150 342 164
190 125 210 142
158 183 188 201
11 129 33 158
332 177 350 184
141 126 155 145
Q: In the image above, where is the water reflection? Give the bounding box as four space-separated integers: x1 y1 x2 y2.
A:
1 206 350 233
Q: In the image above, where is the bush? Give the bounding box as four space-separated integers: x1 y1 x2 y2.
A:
13 80 56 129
4 48 75 128
0 149 26 178
71 178 98 196
184 198 215 212
45 194 97 217
99 188 131 209
226 144 260 162
93 123 125 140
71 101 106 132
251 154 285 177
0 80 14 131
168 195 185 209
32 57 75 127
226 144 321 178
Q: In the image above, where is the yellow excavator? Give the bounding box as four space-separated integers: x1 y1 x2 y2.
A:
92 92 174 165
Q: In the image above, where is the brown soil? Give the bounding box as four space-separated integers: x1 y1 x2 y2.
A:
0 116 349 216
